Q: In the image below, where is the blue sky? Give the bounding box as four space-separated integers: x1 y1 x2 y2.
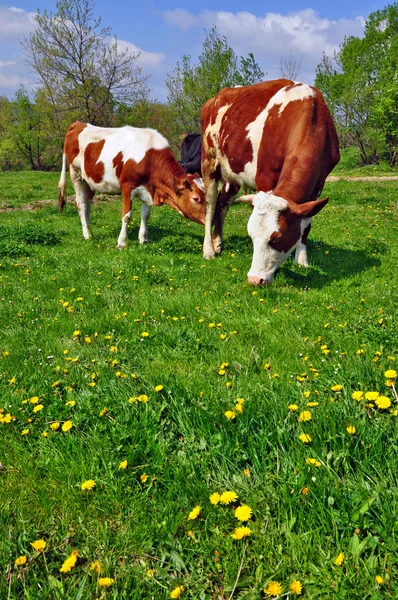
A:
0 0 388 100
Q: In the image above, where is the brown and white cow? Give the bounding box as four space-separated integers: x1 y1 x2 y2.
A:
201 79 340 284
58 122 205 247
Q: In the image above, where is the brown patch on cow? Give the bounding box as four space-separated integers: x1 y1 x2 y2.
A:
113 151 124 179
64 121 87 164
84 140 105 183
269 210 301 253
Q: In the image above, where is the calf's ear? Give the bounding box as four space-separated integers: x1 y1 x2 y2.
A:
288 197 329 218
235 194 255 205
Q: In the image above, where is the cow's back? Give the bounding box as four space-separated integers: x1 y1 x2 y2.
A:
201 80 339 200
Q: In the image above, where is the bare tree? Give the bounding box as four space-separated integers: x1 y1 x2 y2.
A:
23 0 149 127
279 50 302 80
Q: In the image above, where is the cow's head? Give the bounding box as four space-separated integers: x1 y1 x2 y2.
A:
239 191 328 285
169 173 205 225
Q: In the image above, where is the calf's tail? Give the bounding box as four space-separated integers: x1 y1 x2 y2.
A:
58 152 67 212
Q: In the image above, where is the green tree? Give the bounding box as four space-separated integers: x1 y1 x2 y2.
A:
166 27 264 135
23 0 149 128
315 3 398 165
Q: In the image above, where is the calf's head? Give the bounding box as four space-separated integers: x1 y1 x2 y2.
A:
240 191 328 285
169 173 205 225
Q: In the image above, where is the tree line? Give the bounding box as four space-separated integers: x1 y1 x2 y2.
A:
0 0 397 171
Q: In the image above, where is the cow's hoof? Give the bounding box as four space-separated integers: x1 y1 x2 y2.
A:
117 243 126 250
203 250 216 260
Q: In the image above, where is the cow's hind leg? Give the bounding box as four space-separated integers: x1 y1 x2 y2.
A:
212 183 239 254
70 165 92 240
295 220 312 267
117 185 133 249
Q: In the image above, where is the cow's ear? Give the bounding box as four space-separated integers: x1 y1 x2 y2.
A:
289 197 329 218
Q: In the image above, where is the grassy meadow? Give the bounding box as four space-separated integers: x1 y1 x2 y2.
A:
0 169 397 599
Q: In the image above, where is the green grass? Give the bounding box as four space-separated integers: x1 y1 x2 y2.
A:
0 172 397 599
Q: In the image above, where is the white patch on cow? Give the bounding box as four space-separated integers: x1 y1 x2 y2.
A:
242 83 315 186
247 191 293 283
76 124 169 192
295 217 312 266
204 104 231 150
133 185 153 206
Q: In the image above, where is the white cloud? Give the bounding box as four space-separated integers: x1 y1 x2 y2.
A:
116 39 165 68
0 59 16 67
161 8 365 82
163 8 198 32
0 5 37 42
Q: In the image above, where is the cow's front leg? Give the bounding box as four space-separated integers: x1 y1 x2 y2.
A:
212 183 239 254
203 178 218 259
70 166 92 239
117 185 133 249
138 204 151 244
295 220 312 267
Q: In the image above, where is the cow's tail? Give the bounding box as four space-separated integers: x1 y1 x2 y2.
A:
58 151 67 212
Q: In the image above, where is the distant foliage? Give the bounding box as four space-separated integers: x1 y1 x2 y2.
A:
315 3 398 165
165 27 264 136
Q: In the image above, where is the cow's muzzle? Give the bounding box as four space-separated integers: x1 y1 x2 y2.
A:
247 272 274 286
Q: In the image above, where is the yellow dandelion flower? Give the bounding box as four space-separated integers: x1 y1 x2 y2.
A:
60 550 79 573
306 458 321 467
307 401 319 407
119 460 128 469
209 492 221 505
298 411 312 422
346 425 356 434
65 400 76 407
146 568 156 577
90 560 101 573
138 394 149 403
33 404 44 413
31 539 46 552
226 381 232 388
301 487 309 495
375 395 391 409
99 407 107 417
303 391 311 398
81 479 96 491
365 391 379 401
15 555 27 566
140 474 148 483
99 577 115 588
384 370 396 379
50 422 60 431
375 575 384 585
73 330 81 337
155 385 164 392
220 491 238 505
110 346 117 353
234 403 243 414
231 526 252 540
334 552 344 566
170 586 184 598
129 397 137 403
234 505 253 521
84 336 91 344
21 429 29 436
331 385 343 392
264 363 271 370
188 505 201 520
288 404 299 411
352 391 364 401
225 410 236 420
299 433 312 444
141 332 149 337
264 581 283 596
29 396 39 404
290 580 303 595
42 431 48 437
62 421 73 432
218 369 226 375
